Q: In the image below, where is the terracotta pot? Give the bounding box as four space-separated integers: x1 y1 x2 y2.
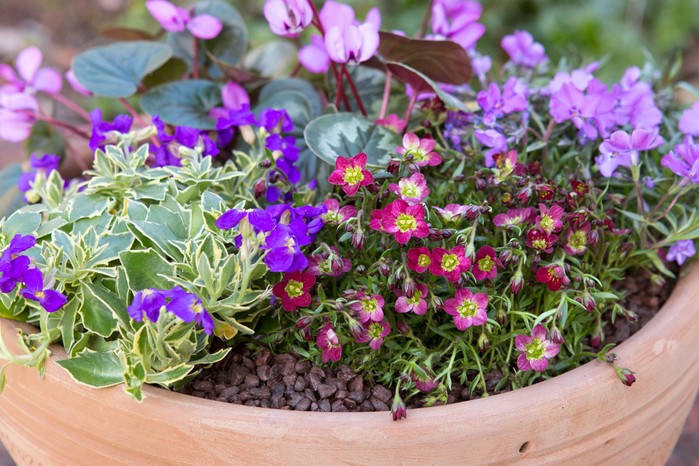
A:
1 267 699 466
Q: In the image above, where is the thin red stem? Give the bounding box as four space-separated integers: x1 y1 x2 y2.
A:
192 36 200 79
51 93 91 122
26 112 89 139
403 92 418 128
342 64 367 116
379 70 392 119
118 98 160 148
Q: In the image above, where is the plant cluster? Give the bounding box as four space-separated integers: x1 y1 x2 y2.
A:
1 0 698 418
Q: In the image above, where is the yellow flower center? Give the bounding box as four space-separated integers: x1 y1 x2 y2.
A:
532 238 547 250
368 322 383 339
362 298 378 312
284 280 304 299
192 302 204 314
526 338 546 360
35 291 45 299
407 290 423 306
418 254 431 267
540 215 554 231
396 213 417 232
478 256 494 273
343 166 365 185
441 253 459 272
401 182 420 199
569 230 587 250
457 299 477 318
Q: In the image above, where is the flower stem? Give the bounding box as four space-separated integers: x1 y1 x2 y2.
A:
192 36 200 80
379 70 392 119
342 64 367 116
416 0 434 38
27 112 89 139
51 93 91 122
403 91 418 128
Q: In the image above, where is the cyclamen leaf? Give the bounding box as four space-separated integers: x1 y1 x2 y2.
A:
56 351 124 388
0 164 25 222
386 61 470 112
140 80 221 129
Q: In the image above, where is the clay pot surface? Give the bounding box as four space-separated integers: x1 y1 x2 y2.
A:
1 266 699 465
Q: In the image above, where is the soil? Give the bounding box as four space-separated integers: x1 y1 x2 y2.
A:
180 270 674 413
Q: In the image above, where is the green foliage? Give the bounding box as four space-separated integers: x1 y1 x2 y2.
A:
141 80 222 129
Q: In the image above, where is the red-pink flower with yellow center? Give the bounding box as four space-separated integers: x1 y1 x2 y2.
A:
564 222 591 256
328 152 374 195
377 199 430 244
536 203 564 233
429 246 471 282
535 264 570 291
515 324 560 372
526 228 558 254
388 172 430 203
395 282 429 315
407 247 432 273
493 207 535 228
472 245 501 281
272 271 316 311
356 319 391 350
396 133 442 167
444 288 489 331
316 323 342 363
321 198 356 224
350 291 385 323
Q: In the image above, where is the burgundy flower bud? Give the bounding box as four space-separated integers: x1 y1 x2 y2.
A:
351 230 365 250
378 260 391 277
588 230 599 247
396 320 412 336
402 277 416 298
453 174 466 182
335 300 346 312
343 289 357 300
254 180 267 198
499 249 513 265
621 242 634 253
348 318 364 340
510 271 523 294
528 161 541 176
296 316 312 329
269 172 281 183
531 255 541 266
618 368 636 386
550 327 564 345
408 164 421 174
355 265 366 275
516 186 532 204
496 306 508 325
386 159 401 175
431 295 443 311
259 159 272 169
367 181 381 194
301 326 313 341
391 394 407 421
428 229 442 241
475 177 487 191
577 293 596 312
440 229 453 239
591 331 602 348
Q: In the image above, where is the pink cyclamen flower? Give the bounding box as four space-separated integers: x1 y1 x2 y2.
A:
221 82 250 110
515 325 560 372
263 0 313 38
378 199 430 244
564 222 591 256
324 23 379 65
350 291 385 323
321 198 357 224
501 30 547 68
388 172 430 203
444 288 488 331
493 207 535 228
396 133 442 167
146 0 223 39
356 319 391 350
375 114 407 133
661 136 699 184
430 246 471 282
536 203 564 234
432 204 481 223
535 265 569 291
407 247 432 274
472 246 500 281
316 323 342 363
0 46 62 95
65 69 92 96
0 92 38 142
328 152 374 196
596 128 664 177
395 282 429 315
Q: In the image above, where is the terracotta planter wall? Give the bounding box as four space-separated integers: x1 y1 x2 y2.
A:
2 266 699 465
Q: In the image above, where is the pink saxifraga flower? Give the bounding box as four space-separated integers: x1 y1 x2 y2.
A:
272 271 316 311
356 319 391 350
389 172 430 203
378 199 430 245
350 291 385 323
444 288 489 331
526 228 558 254
430 246 471 282
316 323 342 363
307 247 352 277
407 247 432 274
263 0 313 38
396 133 442 167
493 207 535 228
146 0 223 39
472 245 500 281
395 282 429 315
432 204 481 224
375 113 407 133
536 203 564 234
321 198 357 224
535 265 570 292
515 325 560 372
410 367 440 392
328 152 374 196
564 222 591 256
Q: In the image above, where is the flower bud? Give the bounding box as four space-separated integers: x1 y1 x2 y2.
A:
355 265 366 275
516 186 531 204
391 394 407 421
301 326 313 341
618 368 636 386
240 125 256 145
25 189 41 204
402 277 416 298
254 180 266 198
386 159 401 175
367 181 381 194
477 332 489 352
396 320 412 336
510 271 523 294
591 331 602 348
550 327 564 345
453 174 466 182
351 230 365 250
378 260 391 277
528 161 541 176
259 159 272 169
475 177 487 191
348 318 364 340
296 317 312 329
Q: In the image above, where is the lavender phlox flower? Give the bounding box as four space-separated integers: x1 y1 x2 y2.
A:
474 129 507 167
65 69 93 96
596 128 664 177
667 240 696 266
661 136 699 184
430 0 485 50
477 76 528 126
679 101 699 137
611 67 662 131
544 62 599 95
501 30 547 68
549 82 602 140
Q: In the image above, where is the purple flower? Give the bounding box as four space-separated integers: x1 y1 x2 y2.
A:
165 287 214 334
299 35 331 73
0 234 36 273
549 83 602 140
128 289 167 322
152 116 218 166
0 92 38 142
221 82 250 111
395 282 429 315
0 46 62 95
430 0 485 50
215 104 257 131
18 153 61 193
662 136 699 184
263 0 313 38
216 209 248 231
259 109 293 133
612 67 662 131
65 69 93 96
146 0 223 40
263 224 309 272
19 268 67 312
596 128 664 177
545 62 598 95
474 129 507 167
477 77 528 126
679 101 699 137
501 30 547 68
89 109 134 151
667 240 696 266
324 22 379 65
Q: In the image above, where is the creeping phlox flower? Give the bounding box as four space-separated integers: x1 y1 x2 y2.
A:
430 246 471 282
320 198 357 224
472 246 501 281
501 30 547 68
476 77 528 126
444 288 488 331
328 152 374 196
19 267 68 313
596 128 664 177
350 291 385 323
388 173 430 204
474 129 507 167
356 319 391 350
316 323 342 363
661 136 699 184
18 153 61 202
263 0 313 38
535 264 570 292
679 101 699 137
146 0 223 39
89 109 134 152
396 133 442 167
0 234 36 293
128 287 214 335
407 247 432 274
272 271 316 311
372 199 430 245
394 282 429 315
666 240 696 266
515 325 561 372
493 207 534 228
0 46 62 95
152 115 219 167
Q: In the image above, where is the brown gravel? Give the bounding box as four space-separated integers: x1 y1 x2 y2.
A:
180 270 673 412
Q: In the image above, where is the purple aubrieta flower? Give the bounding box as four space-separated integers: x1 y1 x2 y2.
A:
679 101 699 137
164 286 214 335
0 91 39 143
666 240 696 266
152 116 219 167
18 153 61 193
662 136 699 184
259 109 293 134
0 234 36 273
515 324 560 372
501 30 547 68
19 267 68 313
128 289 167 322
263 224 310 272
146 0 223 40
263 0 313 38
0 46 62 95
596 128 664 177
89 109 134 152
477 77 528 126
430 0 485 50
